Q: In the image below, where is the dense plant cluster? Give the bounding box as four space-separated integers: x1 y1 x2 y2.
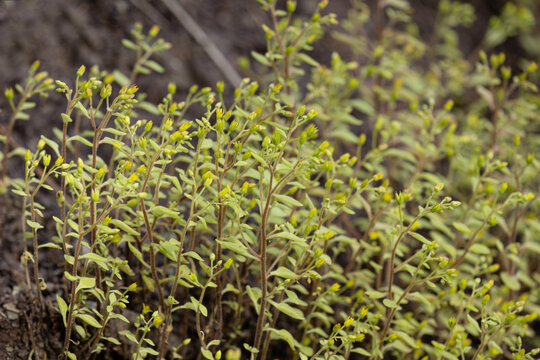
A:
1 1 540 359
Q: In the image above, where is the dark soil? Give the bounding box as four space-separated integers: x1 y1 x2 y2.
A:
0 0 528 358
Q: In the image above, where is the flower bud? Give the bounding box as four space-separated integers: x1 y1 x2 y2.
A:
77 65 86 78
149 25 160 37
287 0 296 13
100 84 112 99
4 87 13 101
42 154 51 167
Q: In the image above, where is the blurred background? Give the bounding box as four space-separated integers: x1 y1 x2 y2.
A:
0 0 539 153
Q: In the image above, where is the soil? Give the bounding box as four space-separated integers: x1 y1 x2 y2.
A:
0 0 530 358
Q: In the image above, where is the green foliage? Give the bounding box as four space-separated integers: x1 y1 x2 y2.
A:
4 1 540 359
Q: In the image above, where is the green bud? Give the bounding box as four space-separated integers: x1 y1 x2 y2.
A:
30 60 40 71
339 153 350 163
296 105 306 118
77 65 86 78
229 120 239 132
127 283 138 292
216 81 224 94
234 141 242 153
100 84 112 99
299 131 307 145
42 154 51 167
307 109 318 120
262 136 271 149
325 178 333 189
149 25 160 37
287 0 296 13
477 155 484 168
144 121 153 133
306 124 318 137
91 189 99 202
4 87 13 101
501 66 511 80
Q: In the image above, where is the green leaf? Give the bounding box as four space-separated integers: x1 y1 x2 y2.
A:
110 219 140 236
410 232 431 245
383 299 398 308
201 348 214 360
61 113 72 123
192 297 208 317
269 300 303 320
149 205 180 217
75 277 95 294
78 314 102 328
365 290 386 299
56 295 68 326
145 60 165 73
500 271 520 291
38 243 62 250
112 70 130 86
40 135 61 156
351 348 371 356
268 231 304 243
26 219 43 230
74 101 90 118
183 251 204 263
243 343 259 354
270 266 297 280
101 127 126 136
120 330 139 344
273 193 303 207
79 253 110 270
15 112 30 120
452 222 471 235
269 328 295 350
121 39 138 50
251 51 270 66
128 242 144 268
137 101 161 115
102 336 121 345
68 135 93 147
466 314 481 335
157 239 180 262
470 243 490 255
296 53 319 67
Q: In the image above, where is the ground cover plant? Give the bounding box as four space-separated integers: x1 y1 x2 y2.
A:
1 0 540 359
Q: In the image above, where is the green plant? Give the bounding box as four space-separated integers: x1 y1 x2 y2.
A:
4 1 540 359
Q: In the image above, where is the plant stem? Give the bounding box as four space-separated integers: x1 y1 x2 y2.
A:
60 199 85 359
